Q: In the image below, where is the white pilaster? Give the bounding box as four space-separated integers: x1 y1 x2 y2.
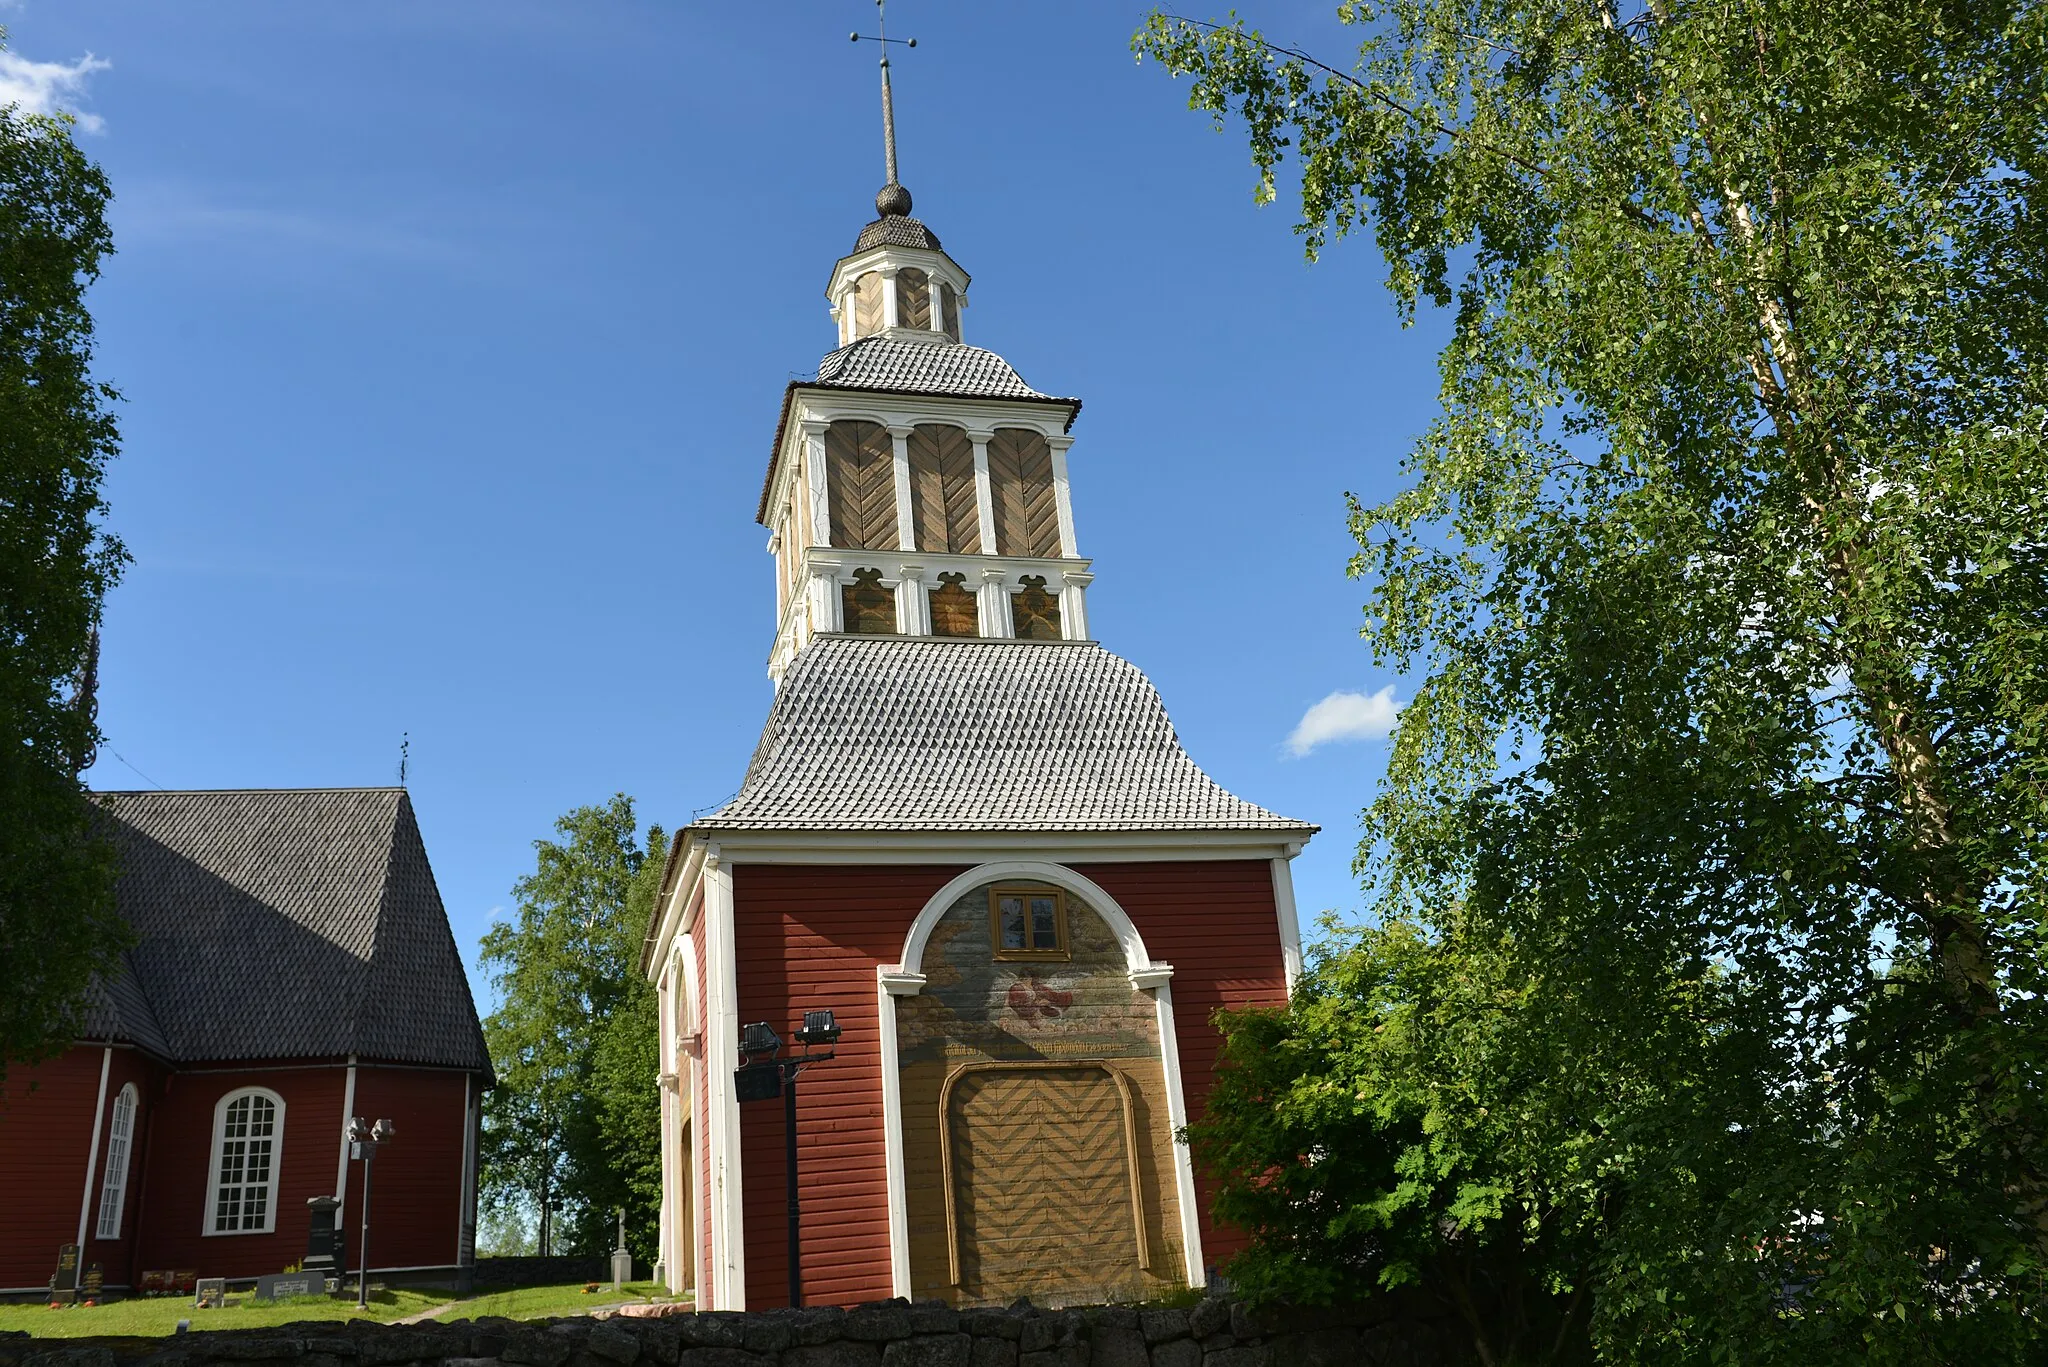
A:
897 563 929 637
802 422 831 549
1153 981 1208 1288
969 432 997 556
876 970 922 1299
881 267 900 329
1048 435 1078 558
1058 570 1094 641
702 851 744 1309
1271 855 1304 995
890 426 916 551
810 557 845 634
978 566 1012 638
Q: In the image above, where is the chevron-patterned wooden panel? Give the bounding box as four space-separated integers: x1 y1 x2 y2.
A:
854 272 885 337
826 420 899 550
945 1065 1142 1303
939 282 961 341
896 268 932 330
987 429 1061 558
907 425 981 554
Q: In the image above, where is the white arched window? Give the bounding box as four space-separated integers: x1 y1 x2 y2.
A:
93 1083 138 1239
203 1088 284 1235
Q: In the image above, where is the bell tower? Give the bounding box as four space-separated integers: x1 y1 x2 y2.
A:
756 24 1091 683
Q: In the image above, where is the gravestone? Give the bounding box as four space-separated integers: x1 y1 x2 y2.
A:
305 1196 344 1276
49 1244 79 1305
82 1264 104 1302
254 1272 320 1300
194 1277 226 1309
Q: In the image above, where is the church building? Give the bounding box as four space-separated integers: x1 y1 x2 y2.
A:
641 114 1316 1310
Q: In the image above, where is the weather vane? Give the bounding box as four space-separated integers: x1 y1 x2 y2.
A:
850 0 917 194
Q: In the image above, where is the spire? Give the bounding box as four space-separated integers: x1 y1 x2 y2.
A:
852 0 916 217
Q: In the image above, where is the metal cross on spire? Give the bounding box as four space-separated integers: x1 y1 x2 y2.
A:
850 0 916 206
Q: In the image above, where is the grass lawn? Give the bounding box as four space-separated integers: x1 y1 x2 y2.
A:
0 1288 453 1339
447 1282 677 1322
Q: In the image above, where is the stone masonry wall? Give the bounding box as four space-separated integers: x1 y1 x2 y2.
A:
0 1294 1475 1367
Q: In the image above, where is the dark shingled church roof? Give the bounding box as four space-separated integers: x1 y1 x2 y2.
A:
81 788 491 1077
698 637 1318 834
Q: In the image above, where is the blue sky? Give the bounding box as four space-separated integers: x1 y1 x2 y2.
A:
8 2 1446 997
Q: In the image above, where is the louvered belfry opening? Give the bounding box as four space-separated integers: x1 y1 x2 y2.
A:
907 424 982 554
987 428 1061 558
826 420 899 550
896 267 932 330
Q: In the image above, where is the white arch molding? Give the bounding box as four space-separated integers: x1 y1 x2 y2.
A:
874 859 1206 1298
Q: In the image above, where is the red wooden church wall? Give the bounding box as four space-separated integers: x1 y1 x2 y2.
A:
732 863 961 1309
724 858 1287 1306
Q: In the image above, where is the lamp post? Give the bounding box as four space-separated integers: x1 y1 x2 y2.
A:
735 1009 841 1307
346 1117 395 1310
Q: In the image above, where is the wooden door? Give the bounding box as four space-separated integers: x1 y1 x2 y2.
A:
943 1064 1147 1305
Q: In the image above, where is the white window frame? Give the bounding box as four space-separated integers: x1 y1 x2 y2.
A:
94 1083 139 1239
202 1087 285 1237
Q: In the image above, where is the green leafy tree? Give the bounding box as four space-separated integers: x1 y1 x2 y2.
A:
0 59 130 1073
1141 1 2047 1361
479 796 663 1262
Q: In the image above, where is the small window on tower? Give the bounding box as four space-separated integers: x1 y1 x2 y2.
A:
929 571 979 637
990 885 1069 961
841 567 897 634
1011 575 1062 640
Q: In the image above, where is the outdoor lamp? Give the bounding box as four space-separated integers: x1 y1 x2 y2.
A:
794 1010 841 1046
371 1118 395 1143
741 1021 783 1059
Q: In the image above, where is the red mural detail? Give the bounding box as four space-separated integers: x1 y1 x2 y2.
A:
1004 975 1075 1026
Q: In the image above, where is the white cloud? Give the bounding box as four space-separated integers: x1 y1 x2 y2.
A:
1285 685 1403 757
0 49 110 132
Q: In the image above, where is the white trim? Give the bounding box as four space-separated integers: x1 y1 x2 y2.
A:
335 1054 358 1209
969 434 997 558
1152 981 1207 1287
76 1045 112 1252
702 852 745 1309
1048 436 1078 557
94 1082 139 1240
1270 857 1304 995
889 427 916 551
682 830 1311 866
878 861 1205 1290
875 968 912 1298
202 1087 286 1236
891 861 1167 986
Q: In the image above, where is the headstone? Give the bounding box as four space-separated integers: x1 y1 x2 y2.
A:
82 1264 104 1301
195 1277 226 1309
140 1270 168 1297
254 1272 319 1300
171 1269 198 1296
49 1244 79 1305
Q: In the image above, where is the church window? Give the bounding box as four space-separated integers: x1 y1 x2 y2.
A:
990 885 1069 961
907 424 980 554
841 567 897 634
825 420 899 550
1011 575 1062 640
987 429 1061 558
205 1088 284 1235
896 268 932 329
94 1083 137 1239
853 272 886 337
938 282 961 341
929 572 979 637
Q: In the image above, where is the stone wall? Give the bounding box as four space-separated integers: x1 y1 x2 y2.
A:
0 1295 1474 1367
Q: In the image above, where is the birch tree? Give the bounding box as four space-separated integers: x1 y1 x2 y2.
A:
1141 2 2047 1360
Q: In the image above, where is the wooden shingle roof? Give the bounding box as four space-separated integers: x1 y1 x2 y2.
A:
82 788 490 1075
